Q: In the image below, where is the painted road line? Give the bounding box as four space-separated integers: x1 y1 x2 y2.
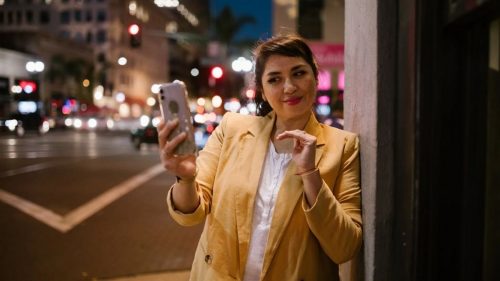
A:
0 164 165 233
0 189 69 232
63 164 165 230
0 162 59 178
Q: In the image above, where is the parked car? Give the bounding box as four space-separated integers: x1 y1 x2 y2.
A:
0 113 49 136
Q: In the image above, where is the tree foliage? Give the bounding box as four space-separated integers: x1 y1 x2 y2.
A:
213 5 256 45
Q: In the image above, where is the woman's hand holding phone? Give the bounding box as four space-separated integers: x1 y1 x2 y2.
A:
158 118 200 214
156 81 197 182
157 118 197 181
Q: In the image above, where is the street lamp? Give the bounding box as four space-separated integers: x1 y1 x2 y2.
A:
26 60 45 73
117 56 128 65
231 57 252 73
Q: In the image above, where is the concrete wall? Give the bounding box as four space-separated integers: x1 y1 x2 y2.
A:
344 0 397 280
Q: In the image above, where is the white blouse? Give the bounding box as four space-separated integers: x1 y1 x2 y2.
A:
242 142 292 281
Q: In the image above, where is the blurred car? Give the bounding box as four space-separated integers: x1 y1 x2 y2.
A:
66 116 114 131
130 117 159 150
0 117 23 135
128 115 217 151
0 113 49 136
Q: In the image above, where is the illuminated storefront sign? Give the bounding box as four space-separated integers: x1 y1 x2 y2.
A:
308 42 344 68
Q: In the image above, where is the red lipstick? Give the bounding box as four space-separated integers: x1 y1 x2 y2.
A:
284 97 302 105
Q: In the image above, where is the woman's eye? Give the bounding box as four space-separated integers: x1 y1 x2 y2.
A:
294 70 306 77
267 77 279 84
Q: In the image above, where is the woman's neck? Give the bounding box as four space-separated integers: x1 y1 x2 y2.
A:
274 114 310 134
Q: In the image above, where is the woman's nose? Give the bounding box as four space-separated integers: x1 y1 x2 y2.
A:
283 78 297 94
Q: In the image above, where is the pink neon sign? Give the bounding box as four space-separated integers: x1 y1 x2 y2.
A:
308 42 344 68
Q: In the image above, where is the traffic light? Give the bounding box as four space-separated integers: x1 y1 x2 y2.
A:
210 66 224 79
208 66 224 88
128 24 141 48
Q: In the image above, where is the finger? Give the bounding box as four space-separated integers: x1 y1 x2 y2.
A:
158 119 179 148
163 131 187 155
276 130 308 141
157 118 165 130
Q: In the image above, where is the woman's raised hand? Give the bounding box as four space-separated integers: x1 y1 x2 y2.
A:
275 130 317 174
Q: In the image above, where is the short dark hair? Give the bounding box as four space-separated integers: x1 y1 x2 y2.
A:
252 34 319 116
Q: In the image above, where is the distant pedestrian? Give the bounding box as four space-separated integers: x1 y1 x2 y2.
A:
157 34 362 281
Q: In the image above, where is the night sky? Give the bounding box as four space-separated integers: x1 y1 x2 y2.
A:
211 0 272 41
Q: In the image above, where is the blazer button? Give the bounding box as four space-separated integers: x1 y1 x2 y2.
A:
204 254 212 264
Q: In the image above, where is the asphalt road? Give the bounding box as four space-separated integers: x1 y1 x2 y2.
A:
0 130 203 281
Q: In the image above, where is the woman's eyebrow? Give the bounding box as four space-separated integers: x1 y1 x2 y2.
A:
265 70 281 77
264 64 308 77
292 64 307 70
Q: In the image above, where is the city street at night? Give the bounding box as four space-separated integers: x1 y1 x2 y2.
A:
0 130 202 281
1 0 498 279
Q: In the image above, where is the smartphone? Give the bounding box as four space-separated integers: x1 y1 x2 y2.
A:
158 81 197 155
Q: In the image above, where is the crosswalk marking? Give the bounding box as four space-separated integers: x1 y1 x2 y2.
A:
0 164 165 233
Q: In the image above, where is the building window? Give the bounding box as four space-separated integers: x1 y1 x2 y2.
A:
86 31 93 43
60 10 70 24
97 52 106 63
74 9 81 22
60 30 70 39
16 10 22 25
74 32 85 43
96 10 106 22
85 10 92 22
26 10 34 24
7 11 13 25
40 10 50 24
96 29 106 44
298 0 324 40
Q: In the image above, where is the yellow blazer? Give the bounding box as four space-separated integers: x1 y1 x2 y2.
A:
167 111 362 281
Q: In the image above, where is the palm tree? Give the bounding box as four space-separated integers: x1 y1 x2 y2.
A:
212 5 256 46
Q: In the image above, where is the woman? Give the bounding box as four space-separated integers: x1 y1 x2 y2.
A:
158 34 362 281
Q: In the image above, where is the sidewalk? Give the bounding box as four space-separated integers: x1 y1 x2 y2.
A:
100 270 190 281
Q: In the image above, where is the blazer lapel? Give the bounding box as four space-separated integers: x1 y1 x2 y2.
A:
261 113 326 277
235 112 276 273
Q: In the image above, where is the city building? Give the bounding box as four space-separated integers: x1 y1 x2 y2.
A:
0 0 209 119
273 0 346 127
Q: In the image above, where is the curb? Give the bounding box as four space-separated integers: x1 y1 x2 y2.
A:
99 270 190 281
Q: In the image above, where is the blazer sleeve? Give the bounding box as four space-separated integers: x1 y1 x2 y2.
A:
302 134 362 263
166 113 229 226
